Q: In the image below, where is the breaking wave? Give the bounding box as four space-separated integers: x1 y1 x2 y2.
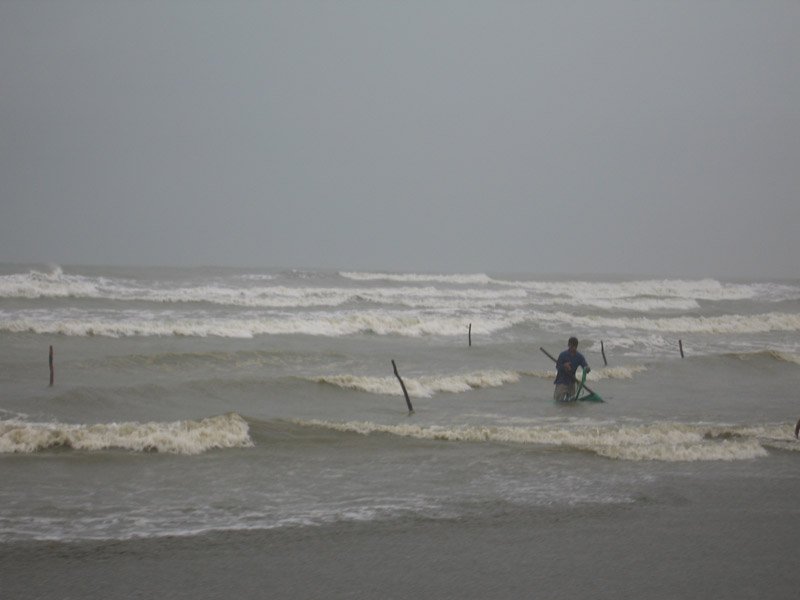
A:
313 366 647 395
0 309 523 338
535 310 800 334
494 278 800 302
0 413 253 454
728 350 800 366
4 303 800 339
340 272 495 285
522 365 647 381
342 273 800 302
295 419 794 462
311 370 522 397
3 268 798 313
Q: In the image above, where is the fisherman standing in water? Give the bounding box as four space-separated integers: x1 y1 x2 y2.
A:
554 337 590 401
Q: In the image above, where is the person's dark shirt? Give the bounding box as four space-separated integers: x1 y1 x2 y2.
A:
554 349 588 385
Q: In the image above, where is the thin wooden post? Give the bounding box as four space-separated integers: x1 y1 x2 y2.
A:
49 345 54 386
795 418 800 439
391 360 414 414
468 323 472 347
600 340 608 366
679 339 684 358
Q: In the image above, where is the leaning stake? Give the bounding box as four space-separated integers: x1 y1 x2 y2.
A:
49 345 54 387
679 339 685 358
391 360 414 414
601 340 608 366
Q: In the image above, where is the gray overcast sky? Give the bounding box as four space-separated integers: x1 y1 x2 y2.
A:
1 1 798 278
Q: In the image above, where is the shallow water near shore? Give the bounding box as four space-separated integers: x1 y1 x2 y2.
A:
3 454 798 599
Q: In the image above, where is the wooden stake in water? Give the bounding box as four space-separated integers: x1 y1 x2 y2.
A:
49 345 54 386
391 360 414 414
679 339 685 358
601 340 608 366
468 323 472 347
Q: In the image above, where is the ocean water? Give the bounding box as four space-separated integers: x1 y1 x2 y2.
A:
1 264 799 596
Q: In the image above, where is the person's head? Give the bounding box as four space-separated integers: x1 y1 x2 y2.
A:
568 337 579 352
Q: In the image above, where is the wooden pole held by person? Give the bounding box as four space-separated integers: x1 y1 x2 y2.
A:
49 345 54 386
392 360 414 414
540 347 600 397
601 340 608 366
679 339 685 358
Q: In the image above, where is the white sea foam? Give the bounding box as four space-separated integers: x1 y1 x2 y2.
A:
0 269 529 309
9 303 798 339
4 269 797 314
0 268 117 299
237 273 276 281
342 274 800 305
296 419 782 462
311 370 521 397
340 272 495 285
591 365 648 380
492 278 800 303
3 269 798 342
574 297 701 311
0 270 352 308
0 413 253 454
0 309 523 338
534 310 800 334
522 365 647 381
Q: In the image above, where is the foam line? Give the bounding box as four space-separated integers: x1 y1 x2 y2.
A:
0 413 253 454
294 419 786 462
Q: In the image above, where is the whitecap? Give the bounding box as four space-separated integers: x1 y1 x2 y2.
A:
0 413 253 455
294 419 784 462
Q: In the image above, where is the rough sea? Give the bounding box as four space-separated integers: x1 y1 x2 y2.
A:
2 264 799 598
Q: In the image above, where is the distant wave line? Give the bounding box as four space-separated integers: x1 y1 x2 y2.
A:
340 272 495 285
0 273 707 311
3 308 799 338
0 310 524 338
341 272 800 302
4 269 798 309
551 311 800 334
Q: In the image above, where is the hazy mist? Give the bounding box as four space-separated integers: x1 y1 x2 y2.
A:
2 1 798 278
